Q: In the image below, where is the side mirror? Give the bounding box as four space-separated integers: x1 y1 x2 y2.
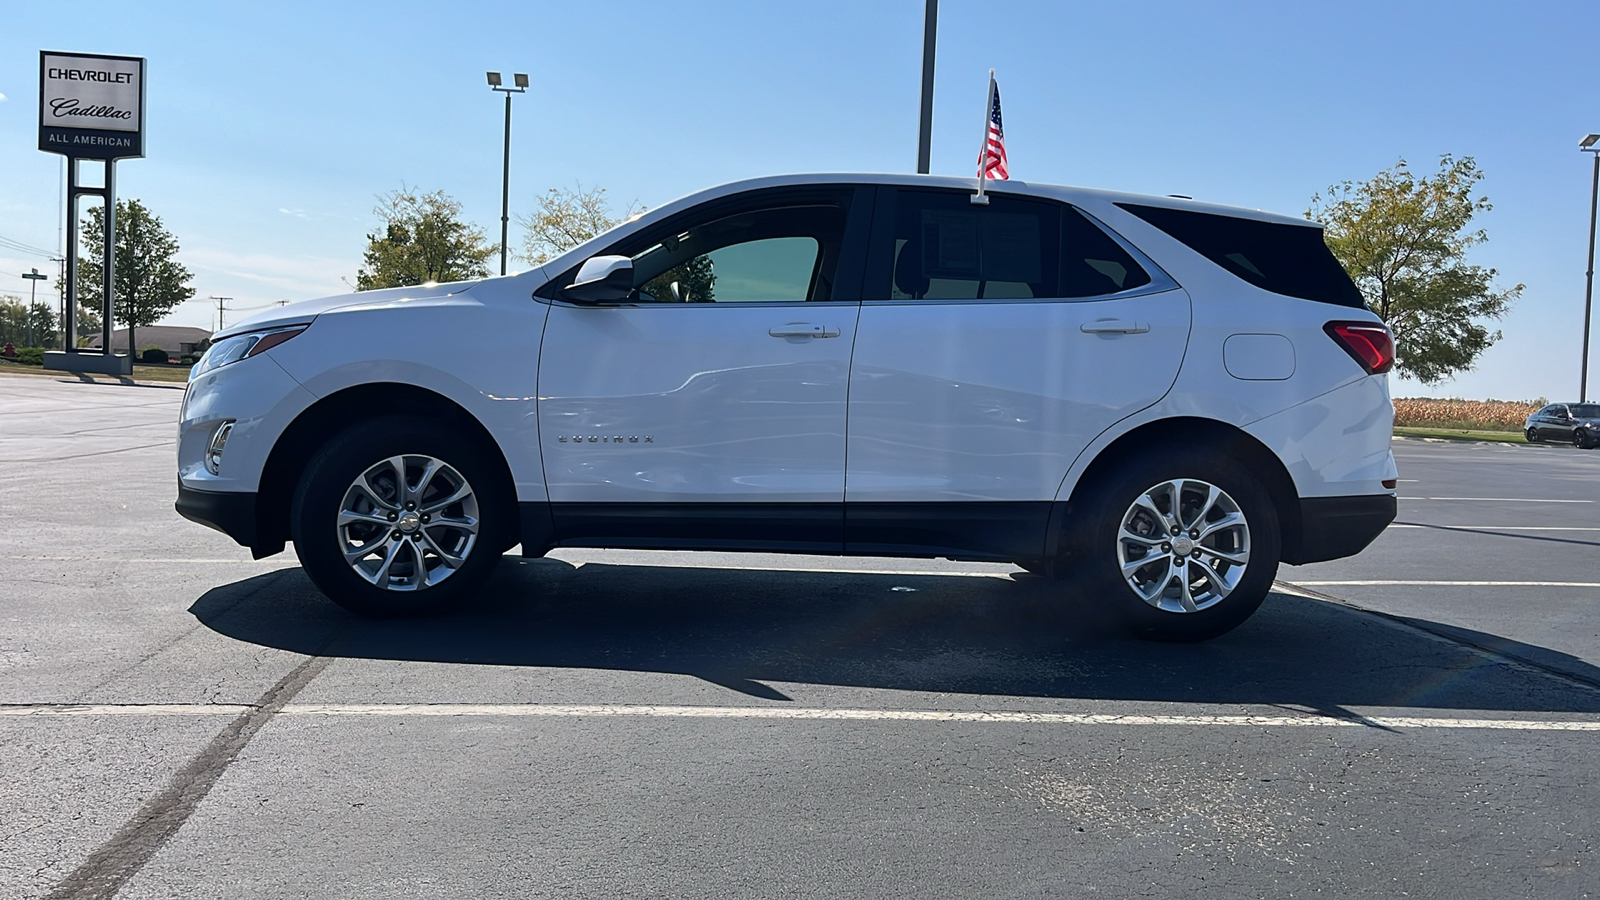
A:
562 255 634 303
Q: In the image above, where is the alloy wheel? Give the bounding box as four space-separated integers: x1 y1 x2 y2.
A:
336 454 480 592
1115 478 1251 614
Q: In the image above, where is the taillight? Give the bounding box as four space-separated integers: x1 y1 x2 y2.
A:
1324 321 1394 375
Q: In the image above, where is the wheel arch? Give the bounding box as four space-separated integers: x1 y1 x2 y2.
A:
1049 416 1303 567
252 382 519 557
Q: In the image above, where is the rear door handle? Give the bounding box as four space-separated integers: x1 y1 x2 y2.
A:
769 324 840 339
1079 320 1150 334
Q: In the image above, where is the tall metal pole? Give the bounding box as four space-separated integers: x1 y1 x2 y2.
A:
500 90 512 276
1583 149 1598 402
64 161 79 351
917 0 937 175
103 160 116 362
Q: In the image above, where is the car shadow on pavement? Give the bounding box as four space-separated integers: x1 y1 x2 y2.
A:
190 556 1600 716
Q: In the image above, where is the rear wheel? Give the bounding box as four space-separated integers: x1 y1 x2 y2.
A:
1069 449 1281 641
291 417 511 617
1525 428 1540 443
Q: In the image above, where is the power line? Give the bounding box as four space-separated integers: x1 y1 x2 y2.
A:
0 232 57 258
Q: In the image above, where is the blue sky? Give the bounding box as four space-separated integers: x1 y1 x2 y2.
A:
0 0 1594 400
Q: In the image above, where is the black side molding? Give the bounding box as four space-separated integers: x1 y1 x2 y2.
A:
1283 494 1396 565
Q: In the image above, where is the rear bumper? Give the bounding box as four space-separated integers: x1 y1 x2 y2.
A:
1283 493 1396 565
176 484 281 558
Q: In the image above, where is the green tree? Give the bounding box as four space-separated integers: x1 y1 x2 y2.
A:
356 187 493 290
74 199 198 358
517 183 715 301
516 182 642 266
0 296 56 347
1308 155 1522 384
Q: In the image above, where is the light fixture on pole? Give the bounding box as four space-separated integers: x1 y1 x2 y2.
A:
487 71 529 277
22 268 48 347
1581 133 1600 402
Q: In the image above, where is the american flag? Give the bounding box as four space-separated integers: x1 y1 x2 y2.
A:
979 80 1009 181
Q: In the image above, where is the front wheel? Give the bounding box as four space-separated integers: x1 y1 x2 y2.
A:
1069 450 1281 642
291 417 512 617
1575 430 1595 450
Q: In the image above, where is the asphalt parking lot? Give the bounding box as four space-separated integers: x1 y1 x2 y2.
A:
3 372 1599 899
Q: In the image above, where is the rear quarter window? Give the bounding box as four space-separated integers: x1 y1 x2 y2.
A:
1117 203 1365 309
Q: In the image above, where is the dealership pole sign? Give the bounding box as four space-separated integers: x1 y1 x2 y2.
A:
39 51 146 375
39 52 145 159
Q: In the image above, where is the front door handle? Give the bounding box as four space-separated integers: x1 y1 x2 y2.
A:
1080 320 1150 334
769 324 840 339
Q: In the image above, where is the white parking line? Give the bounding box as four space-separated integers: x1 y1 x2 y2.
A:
1387 525 1600 531
1406 497 1593 503
3 702 1598 731
1294 580 1600 588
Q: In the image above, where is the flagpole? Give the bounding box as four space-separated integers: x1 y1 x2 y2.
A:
972 68 995 206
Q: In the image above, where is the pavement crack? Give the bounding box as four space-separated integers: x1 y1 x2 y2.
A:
40 653 332 900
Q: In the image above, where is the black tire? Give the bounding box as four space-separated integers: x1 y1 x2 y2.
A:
1067 448 1281 642
1575 430 1594 450
290 416 512 617
1525 428 1540 444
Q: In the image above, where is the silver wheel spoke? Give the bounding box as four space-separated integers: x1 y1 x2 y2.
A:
421 483 472 515
1198 545 1248 566
338 509 392 528
371 539 404 587
355 476 399 512
419 530 467 569
1118 527 1164 548
1123 553 1164 578
1189 483 1222 530
410 458 445 506
1132 494 1177 534
1198 511 1243 541
428 514 479 535
1191 556 1234 599
343 536 386 565
1176 567 1199 613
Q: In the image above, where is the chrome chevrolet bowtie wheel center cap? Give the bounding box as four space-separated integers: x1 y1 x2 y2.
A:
397 512 422 534
1171 535 1195 556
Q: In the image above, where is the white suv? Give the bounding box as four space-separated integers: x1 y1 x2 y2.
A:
177 174 1397 641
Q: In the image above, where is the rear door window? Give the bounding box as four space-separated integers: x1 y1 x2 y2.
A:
1117 203 1365 308
866 189 1151 301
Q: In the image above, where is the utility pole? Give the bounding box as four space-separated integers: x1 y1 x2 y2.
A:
209 296 233 332
917 0 938 175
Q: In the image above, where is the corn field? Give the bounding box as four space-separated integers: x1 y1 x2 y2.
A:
1392 397 1542 431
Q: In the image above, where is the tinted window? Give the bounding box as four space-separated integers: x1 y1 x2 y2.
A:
1573 404 1600 418
537 188 856 303
1118 203 1365 308
869 190 1149 301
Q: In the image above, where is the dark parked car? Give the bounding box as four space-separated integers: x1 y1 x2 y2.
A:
1525 402 1600 448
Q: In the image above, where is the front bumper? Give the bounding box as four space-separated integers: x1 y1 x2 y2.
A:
1283 493 1396 565
175 484 280 558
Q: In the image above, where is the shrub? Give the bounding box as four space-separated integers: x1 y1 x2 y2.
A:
15 347 44 365
141 347 169 364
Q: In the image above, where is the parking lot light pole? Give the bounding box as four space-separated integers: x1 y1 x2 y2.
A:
487 72 529 277
1581 134 1600 402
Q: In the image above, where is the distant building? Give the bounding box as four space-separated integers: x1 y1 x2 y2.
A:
88 325 213 359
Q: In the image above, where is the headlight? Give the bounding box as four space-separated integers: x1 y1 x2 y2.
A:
190 326 306 380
